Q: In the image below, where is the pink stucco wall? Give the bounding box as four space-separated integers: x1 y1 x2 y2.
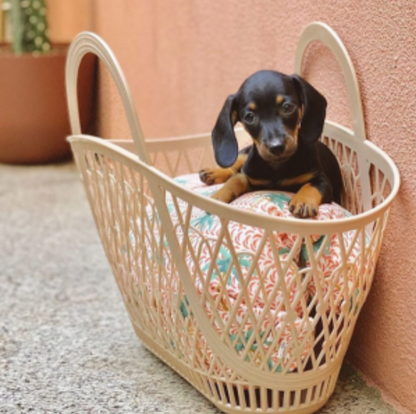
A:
47 0 92 44
88 1 416 412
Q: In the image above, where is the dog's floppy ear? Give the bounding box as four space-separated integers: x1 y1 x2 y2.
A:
212 94 239 168
291 74 327 144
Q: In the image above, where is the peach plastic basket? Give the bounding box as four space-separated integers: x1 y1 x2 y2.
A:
66 22 400 414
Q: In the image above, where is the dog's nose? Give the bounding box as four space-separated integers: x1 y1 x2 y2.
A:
268 142 285 155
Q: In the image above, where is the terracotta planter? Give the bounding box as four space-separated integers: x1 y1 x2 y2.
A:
0 45 96 164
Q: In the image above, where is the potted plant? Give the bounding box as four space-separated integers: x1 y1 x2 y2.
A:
0 0 96 164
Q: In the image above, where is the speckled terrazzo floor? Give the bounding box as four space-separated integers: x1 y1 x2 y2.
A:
0 161 399 414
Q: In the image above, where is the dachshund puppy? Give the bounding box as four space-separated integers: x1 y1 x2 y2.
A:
199 70 343 218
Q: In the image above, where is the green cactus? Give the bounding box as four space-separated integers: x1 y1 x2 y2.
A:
7 0 50 54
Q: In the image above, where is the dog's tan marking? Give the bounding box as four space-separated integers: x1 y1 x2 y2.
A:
298 108 303 123
249 102 257 110
279 172 315 187
231 110 238 125
290 183 322 218
280 108 303 151
199 154 248 185
252 135 260 144
247 176 270 187
295 108 303 137
276 95 284 104
211 173 250 203
232 153 248 171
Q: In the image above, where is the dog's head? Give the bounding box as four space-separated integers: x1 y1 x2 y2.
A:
212 70 327 167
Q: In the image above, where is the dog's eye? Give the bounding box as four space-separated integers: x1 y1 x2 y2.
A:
243 112 257 125
282 102 296 115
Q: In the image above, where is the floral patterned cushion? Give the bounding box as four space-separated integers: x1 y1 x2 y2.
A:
135 173 366 373
177 175 369 297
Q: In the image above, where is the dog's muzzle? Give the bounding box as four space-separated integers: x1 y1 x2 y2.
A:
267 141 286 156
262 135 297 161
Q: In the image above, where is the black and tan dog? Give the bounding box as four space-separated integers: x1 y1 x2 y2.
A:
199 70 343 218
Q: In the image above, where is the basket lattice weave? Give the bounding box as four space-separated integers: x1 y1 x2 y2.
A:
66 23 400 414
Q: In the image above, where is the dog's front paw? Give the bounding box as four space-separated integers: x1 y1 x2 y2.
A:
289 195 319 218
211 187 235 203
289 184 322 218
199 168 232 186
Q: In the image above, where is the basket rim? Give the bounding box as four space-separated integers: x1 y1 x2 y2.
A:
68 131 400 234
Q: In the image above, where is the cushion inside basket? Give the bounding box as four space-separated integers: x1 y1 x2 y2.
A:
171 173 365 313
134 173 368 374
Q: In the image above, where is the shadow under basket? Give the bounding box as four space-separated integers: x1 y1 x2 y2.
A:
65 24 400 414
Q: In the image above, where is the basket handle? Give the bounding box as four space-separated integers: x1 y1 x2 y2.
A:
65 31 151 165
294 22 366 142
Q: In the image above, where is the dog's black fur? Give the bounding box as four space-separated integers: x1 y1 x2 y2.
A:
199 70 343 218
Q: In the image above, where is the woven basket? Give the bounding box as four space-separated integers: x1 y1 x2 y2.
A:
66 23 400 414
